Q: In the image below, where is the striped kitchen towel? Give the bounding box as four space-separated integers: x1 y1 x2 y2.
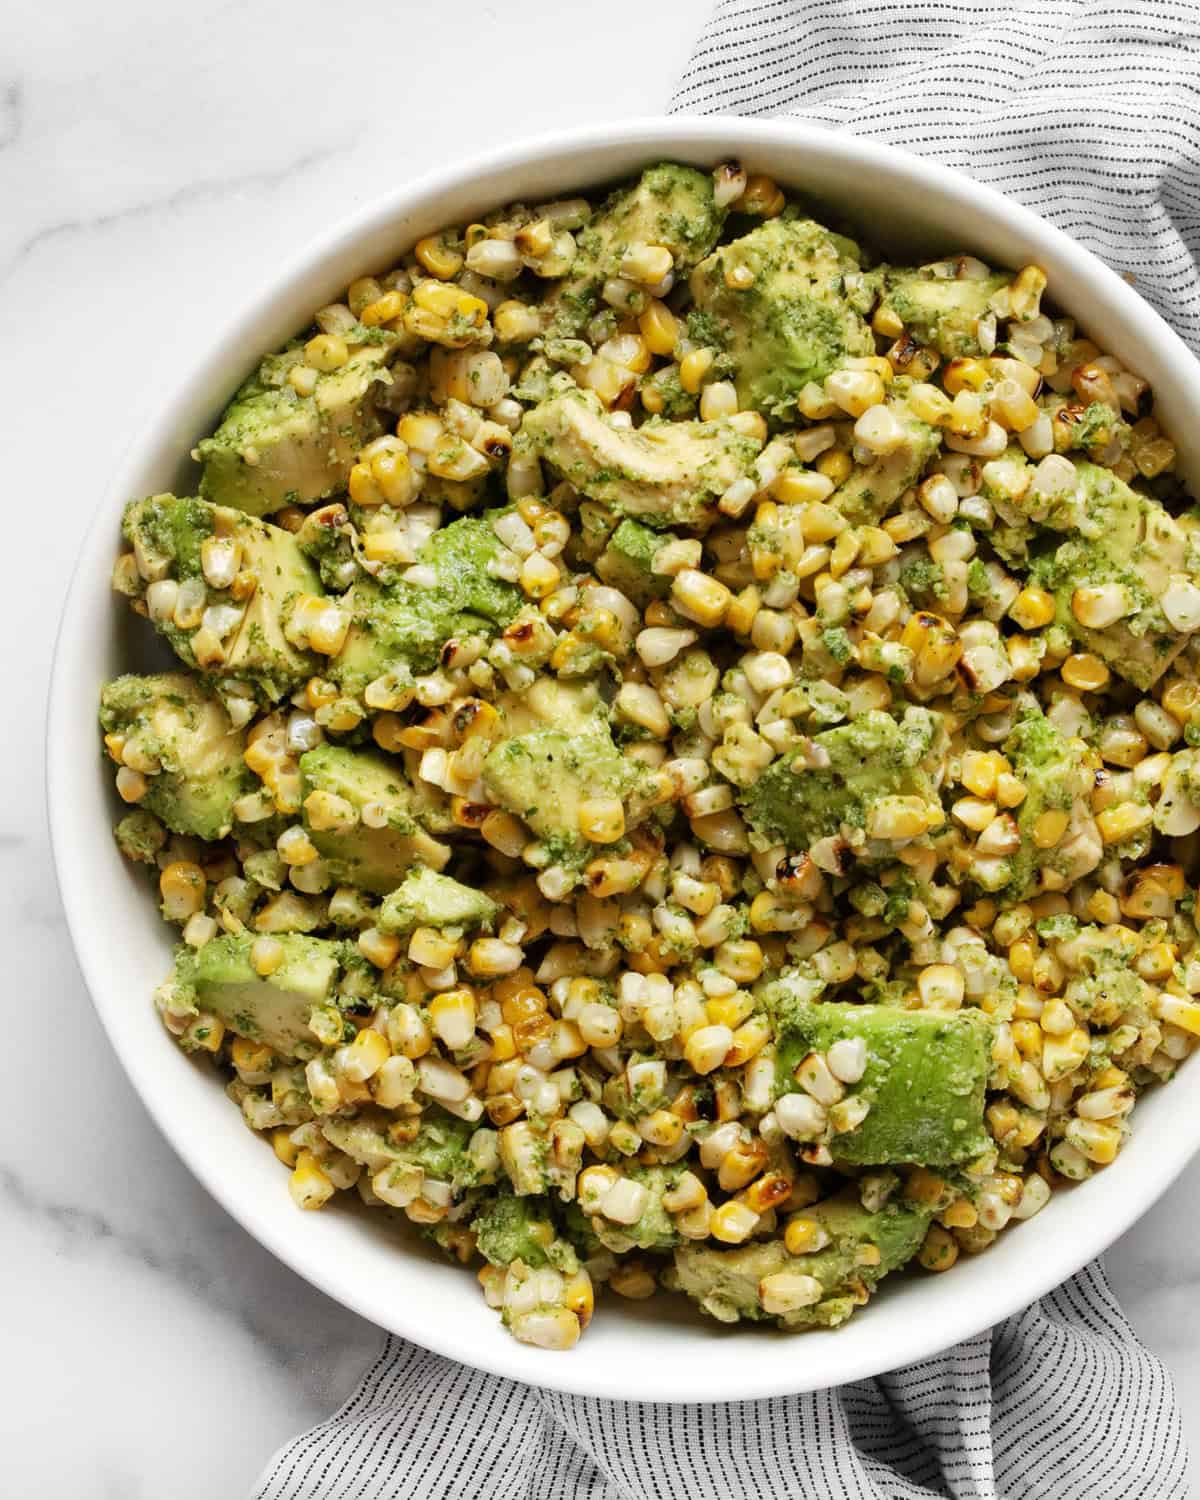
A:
255 3 1196 1495
254 1264 1186 1497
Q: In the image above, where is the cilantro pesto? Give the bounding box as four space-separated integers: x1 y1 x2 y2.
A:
103 158 1200 1354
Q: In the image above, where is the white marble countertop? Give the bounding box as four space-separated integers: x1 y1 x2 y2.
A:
4 3 1199 1494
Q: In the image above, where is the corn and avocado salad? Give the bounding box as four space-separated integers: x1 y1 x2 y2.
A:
102 160 1200 1352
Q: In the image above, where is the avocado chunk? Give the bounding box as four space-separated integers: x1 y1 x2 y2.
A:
544 162 726 337
672 1189 931 1328
197 340 392 516
299 744 450 895
741 707 946 851
120 494 321 701
831 400 938 525
322 1105 493 1193
688 217 875 421
595 518 676 606
100 673 252 841
521 389 761 530
1002 711 1102 899
179 932 339 1055
333 512 522 686
878 265 1010 358
482 724 646 856
1029 462 1200 689
590 1164 686 1254
772 1001 993 1165
379 867 498 935
472 1193 578 1272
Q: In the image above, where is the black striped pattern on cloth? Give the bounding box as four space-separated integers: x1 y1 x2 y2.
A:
254 1263 1188 1497
672 0 1200 354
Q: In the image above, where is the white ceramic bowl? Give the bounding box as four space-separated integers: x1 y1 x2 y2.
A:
48 117 1200 1402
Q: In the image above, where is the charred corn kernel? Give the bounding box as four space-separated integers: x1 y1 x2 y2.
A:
160 860 206 921
578 796 626 844
289 1150 335 1210
710 1200 760 1244
1097 802 1154 844
414 235 464 279
679 348 716 394
303 333 348 372
429 988 477 1051
1009 587 1056 630
671 568 732 627
919 1225 959 1271
737 173 786 217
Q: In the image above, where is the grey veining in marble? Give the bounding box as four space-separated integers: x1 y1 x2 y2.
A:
2 4 1198 1495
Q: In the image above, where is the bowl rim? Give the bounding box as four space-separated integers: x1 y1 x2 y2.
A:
47 114 1200 1402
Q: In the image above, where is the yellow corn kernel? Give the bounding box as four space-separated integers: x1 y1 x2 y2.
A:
428 988 477 1051
679 348 716 394
159 860 206 922
468 938 524 978
289 1150 335 1210
710 1200 760 1244
638 299 679 356
907 382 953 425
1157 994 1200 1036
918 1225 959 1271
1097 802 1154 845
905 1168 948 1206
942 357 990 394
361 290 407 329
231 1036 273 1076
1032 808 1070 849
1061 653 1110 692
1009 587 1056 630
414 235 464 280
577 796 626 845
671 568 732 627
784 1216 824 1255
272 1128 300 1168
737 173 786 217
341 1027 391 1082
940 1197 978 1229
815 448 853 485
303 333 348 372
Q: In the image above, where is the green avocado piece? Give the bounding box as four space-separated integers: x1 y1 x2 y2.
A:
120 494 322 702
482 724 644 855
299 744 450 895
544 162 726 337
772 1001 993 1166
672 1188 932 1327
472 1193 578 1272
1002 711 1101 900
322 1105 493 1193
741 707 946 851
591 1164 686 1254
197 340 392 516
831 400 938 526
333 512 522 686
688 217 875 421
521 389 760 530
179 932 339 1055
595 518 676 606
379 867 498 935
1029 461 1200 689
878 265 1010 358
100 672 253 841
